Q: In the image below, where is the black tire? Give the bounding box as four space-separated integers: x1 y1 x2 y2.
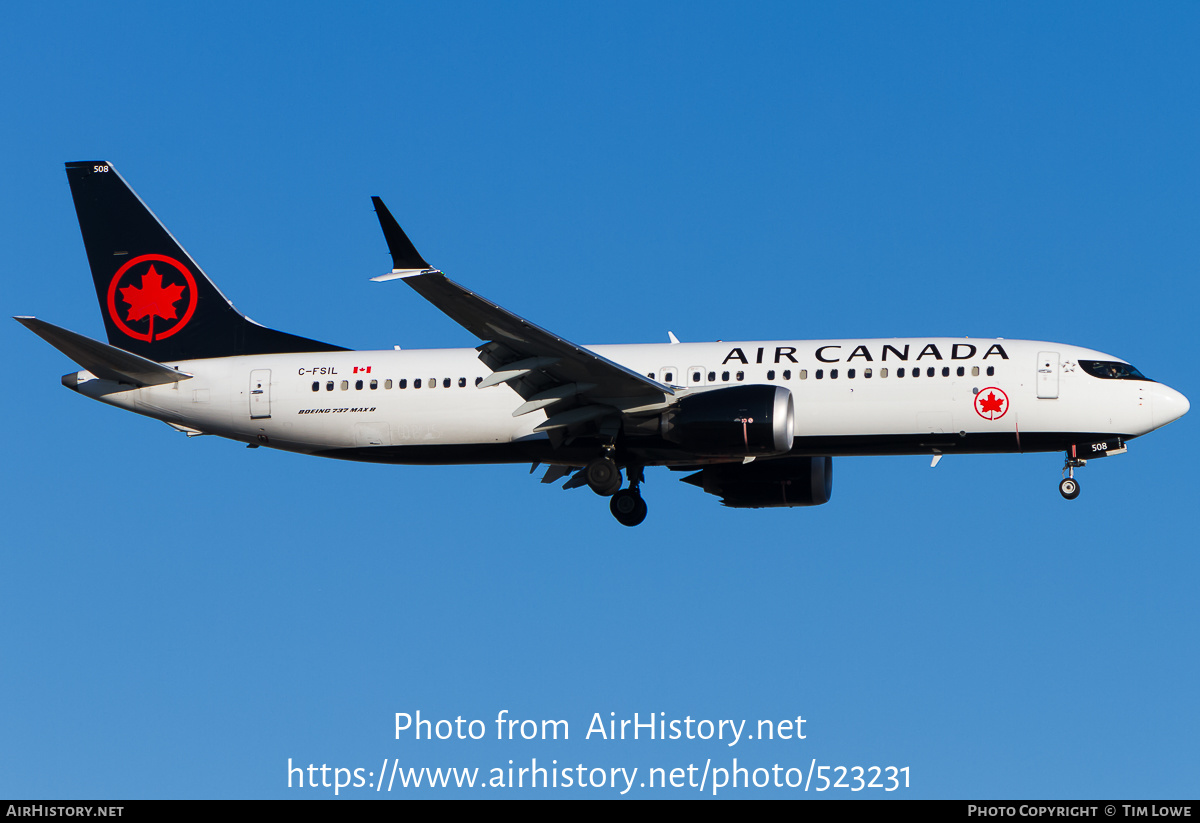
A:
585 457 621 496
610 489 647 526
1059 478 1081 500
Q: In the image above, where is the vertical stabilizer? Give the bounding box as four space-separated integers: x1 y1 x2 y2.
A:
64 161 345 360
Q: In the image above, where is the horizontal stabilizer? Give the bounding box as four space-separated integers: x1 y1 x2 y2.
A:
15 316 192 387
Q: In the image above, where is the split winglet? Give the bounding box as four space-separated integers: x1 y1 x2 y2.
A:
370 196 438 281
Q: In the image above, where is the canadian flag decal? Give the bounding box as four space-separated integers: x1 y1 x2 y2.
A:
353 366 372 374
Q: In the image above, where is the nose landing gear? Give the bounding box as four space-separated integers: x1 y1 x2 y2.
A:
1059 453 1085 500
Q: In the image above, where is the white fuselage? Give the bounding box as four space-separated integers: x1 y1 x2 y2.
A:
68 337 1185 465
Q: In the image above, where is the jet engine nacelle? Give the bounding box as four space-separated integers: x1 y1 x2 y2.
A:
681 456 833 508
660 385 795 457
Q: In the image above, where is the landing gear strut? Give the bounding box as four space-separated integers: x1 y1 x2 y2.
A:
610 463 647 526
1060 454 1084 500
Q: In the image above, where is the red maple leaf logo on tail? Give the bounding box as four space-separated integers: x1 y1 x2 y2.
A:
118 264 186 341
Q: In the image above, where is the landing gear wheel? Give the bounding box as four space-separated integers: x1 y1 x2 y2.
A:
1059 477 1081 500
610 489 648 526
584 457 622 496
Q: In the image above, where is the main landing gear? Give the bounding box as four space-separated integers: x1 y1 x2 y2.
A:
583 455 622 497
610 463 647 527
610 489 647 527
1059 453 1084 500
584 454 648 526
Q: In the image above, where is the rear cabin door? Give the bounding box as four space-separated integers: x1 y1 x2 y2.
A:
1036 352 1059 399
249 369 272 418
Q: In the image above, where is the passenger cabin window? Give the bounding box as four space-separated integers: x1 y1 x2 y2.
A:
311 381 319 392
816 369 823 379
385 379 393 389
459 378 467 387
971 367 979 377
693 371 702 382
475 377 483 386
783 370 791 380
722 371 730 381
736 371 744 381
370 379 378 390
326 381 334 391
443 378 452 388
898 368 906 377
355 379 363 390
414 379 422 388
708 371 716 382
799 370 807 380
847 369 855 378
340 380 349 390
767 370 775 380
956 367 964 377
880 368 888 378
986 367 994 377
864 368 872 378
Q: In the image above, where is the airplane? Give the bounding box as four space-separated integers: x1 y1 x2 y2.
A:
17 161 1190 526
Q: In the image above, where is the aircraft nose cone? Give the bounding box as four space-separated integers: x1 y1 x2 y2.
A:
1151 384 1189 430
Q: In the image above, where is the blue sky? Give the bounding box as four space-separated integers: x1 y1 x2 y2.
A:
3 2 1197 798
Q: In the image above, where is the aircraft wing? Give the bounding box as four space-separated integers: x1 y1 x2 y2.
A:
370 199 672 430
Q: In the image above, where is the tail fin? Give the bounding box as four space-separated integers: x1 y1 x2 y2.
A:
64 161 345 361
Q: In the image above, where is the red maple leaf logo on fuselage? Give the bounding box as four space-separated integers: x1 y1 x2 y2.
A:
978 392 1005 414
118 264 186 341
974 387 1010 420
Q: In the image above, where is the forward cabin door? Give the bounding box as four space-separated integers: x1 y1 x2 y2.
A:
1036 352 1059 399
249 369 272 418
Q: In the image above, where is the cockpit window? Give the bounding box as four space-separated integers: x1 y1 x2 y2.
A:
1079 360 1150 381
